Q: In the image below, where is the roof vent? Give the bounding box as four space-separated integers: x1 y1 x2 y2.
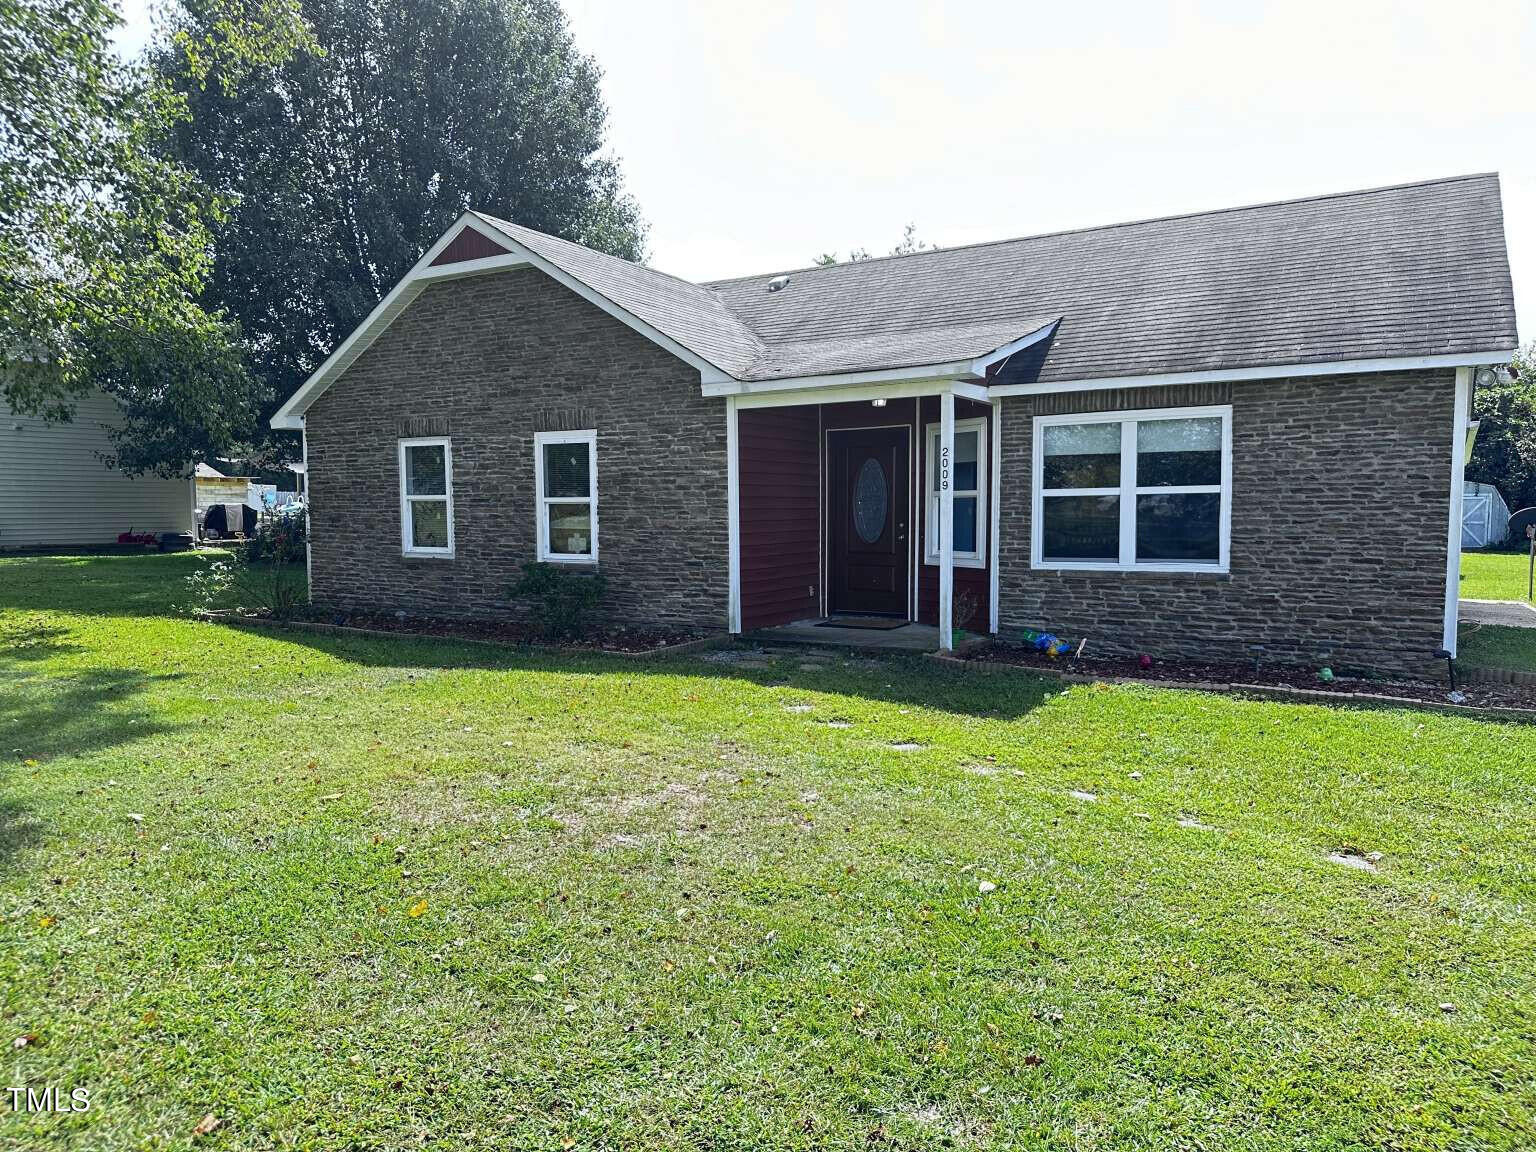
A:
766 275 790 293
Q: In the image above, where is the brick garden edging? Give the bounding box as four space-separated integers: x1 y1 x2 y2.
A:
204 613 731 661
1459 663 1536 687
925 652 1536 723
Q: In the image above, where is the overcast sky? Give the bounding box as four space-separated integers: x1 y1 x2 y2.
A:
118 0 1532 338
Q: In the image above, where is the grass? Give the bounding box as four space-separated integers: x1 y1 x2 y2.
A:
1459 624 1536 674
1461 549 1535 601
2 553 1535 1150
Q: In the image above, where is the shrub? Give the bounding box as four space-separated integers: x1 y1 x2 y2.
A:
183 545 304 621
243 508 307 565
509 561 606 640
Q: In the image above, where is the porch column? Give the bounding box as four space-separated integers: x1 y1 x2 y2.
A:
938 390 955 651
726 395 741 633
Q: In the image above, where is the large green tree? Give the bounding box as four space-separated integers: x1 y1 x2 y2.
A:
152 0 645 437
0 0 307 475
1469 345 1536 516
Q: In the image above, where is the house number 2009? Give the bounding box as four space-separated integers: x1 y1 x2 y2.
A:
939 444 950 492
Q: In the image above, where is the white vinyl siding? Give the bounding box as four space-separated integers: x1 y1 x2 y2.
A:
0 390 193 549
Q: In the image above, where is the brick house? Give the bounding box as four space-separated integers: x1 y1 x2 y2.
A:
272 174 1517 673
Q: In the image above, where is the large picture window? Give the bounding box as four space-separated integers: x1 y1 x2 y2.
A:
923 418 987 567
535 429 598 563
1032 406 1231 572
398 437 454 556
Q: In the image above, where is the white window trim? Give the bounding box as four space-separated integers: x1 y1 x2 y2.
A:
534 429 599 564
1031 404 1232 573
922 417 987 569
398 436 455 558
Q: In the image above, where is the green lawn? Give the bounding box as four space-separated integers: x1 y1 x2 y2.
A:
1461 549 1535 601
1459 624 1536 674
3 554 1535 1150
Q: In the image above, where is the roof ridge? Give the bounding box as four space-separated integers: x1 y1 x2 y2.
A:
700 172 1501 287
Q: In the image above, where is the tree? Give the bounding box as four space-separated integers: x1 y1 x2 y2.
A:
151 0 646 448
0 0 308 475
813 223 936 266
1468 344 1536 515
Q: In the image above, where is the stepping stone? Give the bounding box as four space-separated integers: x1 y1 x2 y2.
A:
1177 816 1215 831
1069 790 1098 803
888 742 923 751
1328 851 1377 872
824 720 852 729
783 704 814 713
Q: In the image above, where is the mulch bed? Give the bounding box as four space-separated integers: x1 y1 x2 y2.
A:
282 608 714 655
960 642 1536 713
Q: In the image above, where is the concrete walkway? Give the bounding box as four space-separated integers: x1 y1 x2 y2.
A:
1460 598 1536 628
748 618 942 651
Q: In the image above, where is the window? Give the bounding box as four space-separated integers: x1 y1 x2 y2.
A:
535 429 598 563
924 418 987 568
1032 406 1231 571
398 438 453 556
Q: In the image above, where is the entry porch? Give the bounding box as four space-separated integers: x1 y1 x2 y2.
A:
724 384 1001 651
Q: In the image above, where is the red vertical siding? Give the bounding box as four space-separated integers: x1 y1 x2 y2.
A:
429 227 511 265
915 396 992 630
739 406 820 629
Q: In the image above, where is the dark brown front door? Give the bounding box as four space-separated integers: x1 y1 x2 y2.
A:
828 427 909 616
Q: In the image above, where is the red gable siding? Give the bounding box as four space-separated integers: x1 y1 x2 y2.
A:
430 227 511 266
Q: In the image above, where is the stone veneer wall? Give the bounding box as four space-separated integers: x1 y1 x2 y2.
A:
304 266 728 630
995 371 1456 674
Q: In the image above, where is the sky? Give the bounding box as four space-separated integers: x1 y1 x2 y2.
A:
117 0 1533 337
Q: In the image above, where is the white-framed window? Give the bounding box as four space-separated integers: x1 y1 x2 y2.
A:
1031 405 1232 573
398 437 454 557
534 429 598 563
923 417 987 568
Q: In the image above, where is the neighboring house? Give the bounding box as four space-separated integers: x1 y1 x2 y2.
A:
1 389 193 550
272 173 1518 673
194 463 251 511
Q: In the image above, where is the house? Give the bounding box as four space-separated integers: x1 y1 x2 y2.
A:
1 389 194 550
195 463 251 510
271 173 1517 673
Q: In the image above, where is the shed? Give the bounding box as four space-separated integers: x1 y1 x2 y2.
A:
1463 481 1511 548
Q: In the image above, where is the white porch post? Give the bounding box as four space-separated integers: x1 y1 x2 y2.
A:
301 422 313 605
1442 367 1471 655
726 395 742 634
939 389 955 651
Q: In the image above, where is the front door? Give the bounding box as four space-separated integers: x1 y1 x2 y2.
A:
828 427 910 616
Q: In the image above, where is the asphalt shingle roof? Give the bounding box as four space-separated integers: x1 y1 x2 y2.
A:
485 174 1517 384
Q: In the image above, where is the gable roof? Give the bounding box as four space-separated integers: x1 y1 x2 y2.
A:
704 172 1517 385
472 214 765 379
273 173 1516 427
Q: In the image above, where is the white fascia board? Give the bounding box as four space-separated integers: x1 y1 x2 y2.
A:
703 358 982 399
271 213 737 429
968 320 1060 376
733 378 975 411
988 349 1516 397
270 214 518 428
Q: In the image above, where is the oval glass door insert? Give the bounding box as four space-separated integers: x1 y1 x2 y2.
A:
853 457 888 543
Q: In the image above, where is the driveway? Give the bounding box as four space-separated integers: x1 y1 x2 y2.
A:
1460 598 1536 628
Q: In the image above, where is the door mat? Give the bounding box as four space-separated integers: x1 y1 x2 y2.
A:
817 617 909 631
